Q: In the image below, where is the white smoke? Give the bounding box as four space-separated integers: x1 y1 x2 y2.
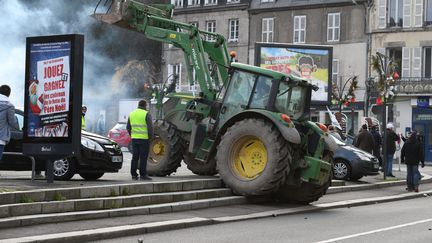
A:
0 0 160 132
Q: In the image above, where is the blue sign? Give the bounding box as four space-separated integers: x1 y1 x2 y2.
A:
417 97 429 108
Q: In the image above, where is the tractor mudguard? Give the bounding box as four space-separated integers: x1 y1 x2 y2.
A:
323 134 338 152
223 110 301 145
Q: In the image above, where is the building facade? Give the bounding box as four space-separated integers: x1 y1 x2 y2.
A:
369 0 432 162
249 0 369 132
164 0 249 92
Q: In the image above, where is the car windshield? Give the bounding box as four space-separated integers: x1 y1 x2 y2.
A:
113 123 126 130
274 81 307 120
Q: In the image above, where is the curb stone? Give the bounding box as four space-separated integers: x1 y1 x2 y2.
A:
4 190 432 243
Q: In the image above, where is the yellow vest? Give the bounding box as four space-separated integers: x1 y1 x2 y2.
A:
81 115 86 130
129 109 149 139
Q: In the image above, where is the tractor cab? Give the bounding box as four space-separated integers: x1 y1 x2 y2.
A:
218 63 313 125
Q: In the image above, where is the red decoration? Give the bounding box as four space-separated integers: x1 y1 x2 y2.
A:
392 71 399 80
376 96 383 105
351 97 356 103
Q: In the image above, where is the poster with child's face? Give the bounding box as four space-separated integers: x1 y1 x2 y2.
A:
257 45 331 103
27 41 71 137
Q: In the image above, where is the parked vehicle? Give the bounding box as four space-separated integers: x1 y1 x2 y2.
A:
331 135 379 181
107 122 132 151
0 109 123 181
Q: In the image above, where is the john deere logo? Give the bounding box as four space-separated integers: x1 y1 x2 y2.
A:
41 146 52 152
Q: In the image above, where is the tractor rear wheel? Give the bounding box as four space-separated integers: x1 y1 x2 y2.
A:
147 120 183 176
183 153 218 176
217 118 290 196
275 151 333 204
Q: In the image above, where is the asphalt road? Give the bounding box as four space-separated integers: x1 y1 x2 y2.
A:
97 196 432 243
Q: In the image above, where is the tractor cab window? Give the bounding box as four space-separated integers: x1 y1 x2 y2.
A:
250 75 272 109
275 82 307 120
224 70 256 106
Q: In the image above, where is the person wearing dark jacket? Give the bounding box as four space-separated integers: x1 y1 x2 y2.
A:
401 131 424 192
354 124 374 154
127 100 154 180
370 125 382 167
385 123 400 177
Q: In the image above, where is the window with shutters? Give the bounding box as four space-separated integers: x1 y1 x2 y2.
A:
332 59 339 83
227 0 239 3
414 0 424 27
262 18 274 43
388 47 402 75
228 19 239 42
168 64 182 92
206 21 216 41
204 0 217 5
327 13 340 42
171 0 184 7
388 0 403 27
402 47 411 77
188 0 200 6
412 47 422 77
425 47 432 78
293 15 306 44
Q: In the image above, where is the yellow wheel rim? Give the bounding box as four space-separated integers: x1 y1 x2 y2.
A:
232 136 267 180
150 137 166 162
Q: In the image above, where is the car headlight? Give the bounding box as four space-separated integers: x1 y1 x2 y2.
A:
354 151 372 161
81 137 105 152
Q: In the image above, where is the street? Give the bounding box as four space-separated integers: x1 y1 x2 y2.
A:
98 196 432 243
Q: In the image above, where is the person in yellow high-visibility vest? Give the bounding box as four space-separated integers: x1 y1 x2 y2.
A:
81 105 87 130
127 99 153 180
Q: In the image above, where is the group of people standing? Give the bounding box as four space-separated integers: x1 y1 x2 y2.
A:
352 122 424 192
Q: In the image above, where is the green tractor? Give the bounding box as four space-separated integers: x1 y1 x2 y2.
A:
94 0 337 203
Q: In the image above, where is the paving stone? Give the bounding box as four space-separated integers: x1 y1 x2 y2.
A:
150 194 173 204
75 199 103 211
45 188 80 201
9 203 42 217
80 186 117 198
122 195 151 207
171 191 197 202
42 201 75 214
0 206 9 218
120 184 153 195
0 193 15 205
153 182 183 193
182 180 204 191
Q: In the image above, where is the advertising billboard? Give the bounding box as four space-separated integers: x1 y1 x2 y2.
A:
255 43 332 104
23 34 83 158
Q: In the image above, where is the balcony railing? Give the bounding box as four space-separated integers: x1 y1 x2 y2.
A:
394 77 432 94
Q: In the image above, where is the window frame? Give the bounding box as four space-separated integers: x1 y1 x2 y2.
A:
188 0 201 7
293 15 306 44
228 19 239 42
205 20 217 41
261 18 274 43
171 0 184 8
388 0 403 27
204 0 217 6
327 13 340 42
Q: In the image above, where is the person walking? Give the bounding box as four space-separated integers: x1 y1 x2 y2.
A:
354 124 374 154
401 131 424 192
127 100 153 180
96 114 105 136
370 125 382 168
81 105 87 130
0 85 19 160
384 123 400 177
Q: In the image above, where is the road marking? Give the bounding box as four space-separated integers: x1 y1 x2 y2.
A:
314 218 432 243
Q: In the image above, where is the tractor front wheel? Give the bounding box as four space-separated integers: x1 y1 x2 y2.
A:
275 151 333 204
147 120 183 176
217 118 290 196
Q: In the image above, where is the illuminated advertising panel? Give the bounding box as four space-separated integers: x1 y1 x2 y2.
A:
255 43 332 104
23 34 83 158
